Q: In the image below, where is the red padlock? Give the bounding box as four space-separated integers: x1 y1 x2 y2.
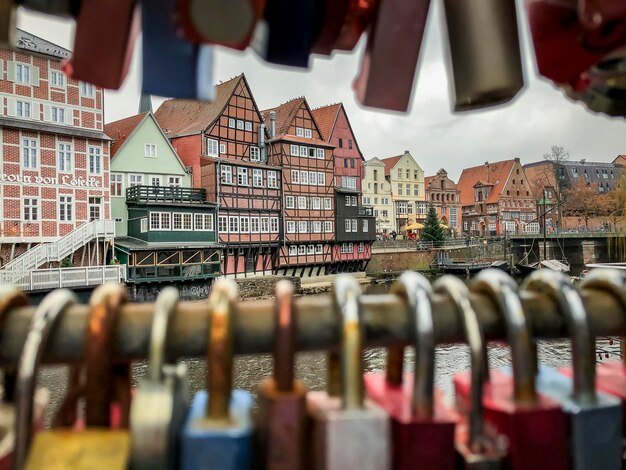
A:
365 272 458 470
453 269 570 470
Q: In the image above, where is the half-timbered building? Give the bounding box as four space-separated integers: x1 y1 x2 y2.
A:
155 74 281 277
263 97 335 276
313 103 375 272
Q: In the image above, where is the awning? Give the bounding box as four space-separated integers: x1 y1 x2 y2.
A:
402 223 424 231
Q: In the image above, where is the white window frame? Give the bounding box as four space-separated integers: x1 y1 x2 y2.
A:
168 176 182 187
51 106 66 124
291 170 300 184
129 174 144 187
323 198 332 210
298 245 306 255
150 175 162 186
140 218 148 233
59 195 73 222
309 171 317 186
300 146 307 157
261 217 270 233
183 213 193 230
286 196 295 209
290 145 299 156
312 198 321 210
250 217 260 233
228 118 235 128
57 142 72 172
270 217 279 233
287 221 296 233
301 171 308 185
173 213 183 230
111 173 123 197
240 216 250 233
307 245 315 255
16 100 31 118
80 81 95 98
88 146 102 174
316 148 325 159
267 170 278 188
297 197 307 210
144 143 157 158
221 165 233 185
315 244 323 254
236 120 244 130
229 216 239 233
237 167 249 186
298 221 308 233
296 127 304 137
23 197 39 221
345 219 351 232
313 221 322 233
219 215 228 233
289 246 297 256
21 138 37 169
304 129 312 138
318 172 325 186
358 242 365 253
253 169 263 187
50 70 65 88
15 64 31 85
206 138 219 157
324 221 333 232
351 219 357 232
250 146 260 162
245 121 253 131
363 220 369 232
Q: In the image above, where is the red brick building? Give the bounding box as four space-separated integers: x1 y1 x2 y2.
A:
155 74 281 277
313 103 375 271
424 168 461 234
263 97 335 276
0 30 111 267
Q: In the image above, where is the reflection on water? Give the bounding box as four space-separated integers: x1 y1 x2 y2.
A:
35 279 621 424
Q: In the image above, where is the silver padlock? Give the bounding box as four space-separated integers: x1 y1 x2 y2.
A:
130 287 189 470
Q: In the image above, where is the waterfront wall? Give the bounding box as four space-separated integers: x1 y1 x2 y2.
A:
367 251 432 274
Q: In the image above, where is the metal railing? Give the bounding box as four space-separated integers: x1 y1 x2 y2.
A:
125 185 207 204
0 265 126 291
357 206 374 217
1 220 115 273
373 237 504 252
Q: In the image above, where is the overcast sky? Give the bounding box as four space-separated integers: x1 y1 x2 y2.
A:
17 2 626 181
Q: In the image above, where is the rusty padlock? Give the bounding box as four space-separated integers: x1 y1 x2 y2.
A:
256 280 307 470
0 0 15 50
22 284 131 470
364 271 458 470
307 274 391 470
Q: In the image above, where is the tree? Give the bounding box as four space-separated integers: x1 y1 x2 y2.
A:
563 179 613 228
421 205 445 243
541 146 570 227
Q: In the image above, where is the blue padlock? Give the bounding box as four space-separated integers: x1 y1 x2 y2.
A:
181 279 253 470
142 0 215 100
519 270 623 470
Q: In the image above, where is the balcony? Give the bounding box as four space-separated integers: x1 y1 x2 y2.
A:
358 206 374 217
126 186 207 204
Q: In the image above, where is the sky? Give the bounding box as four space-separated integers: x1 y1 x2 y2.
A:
17 3 626 181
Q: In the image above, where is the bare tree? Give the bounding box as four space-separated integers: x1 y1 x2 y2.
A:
541 146 570 228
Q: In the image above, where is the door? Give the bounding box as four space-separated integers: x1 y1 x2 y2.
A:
88 197 102 221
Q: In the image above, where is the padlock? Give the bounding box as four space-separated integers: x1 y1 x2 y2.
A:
352 0 431 112
522 270 623 470
451 269 569 470
442 0 525 111
13 289 77 470
130 286 189 470
307 274 391 470
178 0 266 50
433 275 506 469
364 271 458 470
181 279 253 470
21 284 131 470
66 0 139 89
256 280 307 470
333 0 378 52
311 0 350 55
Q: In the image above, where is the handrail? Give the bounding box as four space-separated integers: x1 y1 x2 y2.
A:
125 185 207 203
0 265 126 291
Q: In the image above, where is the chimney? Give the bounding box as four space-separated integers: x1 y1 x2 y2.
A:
138 93 153 114
404 150 410 155
259 122 267 163
269 111 276 138
485 161 490 183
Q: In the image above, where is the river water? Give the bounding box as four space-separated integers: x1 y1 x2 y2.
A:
35 281 621 424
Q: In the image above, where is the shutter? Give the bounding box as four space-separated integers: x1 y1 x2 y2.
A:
7 99 15 117
6 61 14 82
31 103 40 120
0 60 3 80
43 105 51 122
31 66 40 87
65 107 73 125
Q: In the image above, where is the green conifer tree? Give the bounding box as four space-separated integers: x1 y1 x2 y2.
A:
421 205 445 243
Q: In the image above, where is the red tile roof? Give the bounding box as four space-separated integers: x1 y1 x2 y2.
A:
104 112 148 158
380 155 403 176
457 159 516 206
311 103 341 141
424 175 435 187
272 133 334 147
261 97 306 137
614 155 626 166
154 75 241 136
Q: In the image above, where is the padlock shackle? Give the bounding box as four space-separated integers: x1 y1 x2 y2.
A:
85 284 128 427
434 276 487 454
274 280 296 392
333 275 364 411
581 269 626 367
150 287 179 383
0 286 28 404
14 289 76 470
207 279 238 420
471 269 537 405
523 270 597 406
391 272 436 419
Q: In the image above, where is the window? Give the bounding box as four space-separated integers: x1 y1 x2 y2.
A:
160 212 171 230
220 143 226 154
221 165 232 185
309 148 315 158
23 198 39 221
316 244 323 254
286 196 295 209
318 172 325 185
405 184 410 195
253 169 263 187
144 144 157 157
16 64 31 84
291 170 300 184
338 138 343 148
298 197 307 209
414 170 419 180
88 146 102 174
312 198 321 210
149 212 170 230
195 214 214 231
316 148 324 159
111 173 123 196
250 146 260 162
219 216 228 233
236 120 244 130
382 210 388 217
307 245 315 255
348 140 353 149
363 220 368 232
21 139 37 168
290 145 299 156
324 221 333 232
305 171 315 186
287 221 296 233
413 185 419 196
398 185 403 196
300 146 307 157
344 159 348 168
57 143 72 172
343 177 357 190
251 217 260 233
51 107 65 123
140 218 148 233
237 167 249 186
173 213 183 230
363 197 370 205
345 197 352 207
16 101 31 118
351 196 357 206
80 82 94 97
382 197 389 205
345 219 351 232
183 213 193 230
397 169 402 179
313 221 322 233
261 217 270 233
228 118 235 128
245 121 253 131
350 159 355 169
229 216 239 233
298 245 306 255
267 171 278 188
358 243 364 253
59 196 73 222
289 246 297 256
129 174 144 187
296 127 304 137
301 171 308 185
305 129 312 138
50 70 64 87
206 138 219 157
240 217 250 233
351 219 357 232
150 175 162 186
168 176 182 187
298 221 308 233
323 198 332 210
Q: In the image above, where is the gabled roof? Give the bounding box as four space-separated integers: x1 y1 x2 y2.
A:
311 103 341 141
154 75 242 136
261 97 305 137
15 29 71 60
364 157 385 167
614 155 626 166
457 159 516 206
105 112 148 157
380 155 403 176
425 175 435 187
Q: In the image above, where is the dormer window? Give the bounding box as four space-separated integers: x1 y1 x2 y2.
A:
296 127 304 137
